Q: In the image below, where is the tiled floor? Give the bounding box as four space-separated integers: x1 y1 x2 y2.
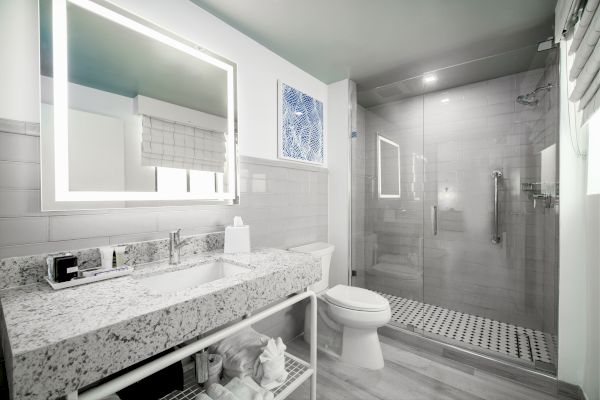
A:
380 293 557 372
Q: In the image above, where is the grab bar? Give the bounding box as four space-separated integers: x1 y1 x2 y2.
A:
491 170 503 244
431 205 438 236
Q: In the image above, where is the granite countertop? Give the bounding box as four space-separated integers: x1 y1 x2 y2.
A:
0 248 320 400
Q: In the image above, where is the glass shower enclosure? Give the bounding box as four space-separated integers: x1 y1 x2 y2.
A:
351 46 559 374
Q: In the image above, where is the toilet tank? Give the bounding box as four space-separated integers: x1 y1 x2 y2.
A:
289 242 335 293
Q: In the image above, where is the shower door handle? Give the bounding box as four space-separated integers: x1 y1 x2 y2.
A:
492 170 503 244
431 205 438 236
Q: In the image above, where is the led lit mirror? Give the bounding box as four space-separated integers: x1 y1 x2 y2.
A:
377 134 401 198
39 0 238 210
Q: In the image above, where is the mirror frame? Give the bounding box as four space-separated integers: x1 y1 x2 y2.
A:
42 0 238 208
377 133 401 199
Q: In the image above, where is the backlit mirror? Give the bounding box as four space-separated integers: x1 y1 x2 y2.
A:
377 134 401 198
39 0 238 210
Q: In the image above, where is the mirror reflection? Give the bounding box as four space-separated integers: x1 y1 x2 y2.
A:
39 0 235 197
377 134 401 198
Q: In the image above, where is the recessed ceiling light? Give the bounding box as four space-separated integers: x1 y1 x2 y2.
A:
423 74 437 84
441 97 450 103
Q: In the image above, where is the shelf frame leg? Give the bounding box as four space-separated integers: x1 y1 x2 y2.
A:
308 290 317 400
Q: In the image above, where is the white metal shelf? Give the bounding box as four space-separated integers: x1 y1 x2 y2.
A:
161 352 313 400
70 291 317 400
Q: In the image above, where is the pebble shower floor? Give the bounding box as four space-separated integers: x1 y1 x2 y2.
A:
380 293 557 372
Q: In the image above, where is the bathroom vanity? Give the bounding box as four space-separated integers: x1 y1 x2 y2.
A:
0 240 320 399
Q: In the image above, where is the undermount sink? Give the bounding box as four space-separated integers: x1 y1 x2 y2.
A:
140 261 249 294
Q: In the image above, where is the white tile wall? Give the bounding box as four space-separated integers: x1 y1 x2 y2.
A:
0 161 40 189
0 216 48 246
0 119 328 259
0 131 39 162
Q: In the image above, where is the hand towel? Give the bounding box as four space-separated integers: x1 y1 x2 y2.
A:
207 383 238 400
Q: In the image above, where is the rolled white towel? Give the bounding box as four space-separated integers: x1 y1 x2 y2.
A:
195 394 213 400
254 338 288 390
207 383 238 400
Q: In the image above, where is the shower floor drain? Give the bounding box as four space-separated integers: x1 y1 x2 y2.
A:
380 293 557 371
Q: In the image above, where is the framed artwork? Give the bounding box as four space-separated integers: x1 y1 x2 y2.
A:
278 81 325 165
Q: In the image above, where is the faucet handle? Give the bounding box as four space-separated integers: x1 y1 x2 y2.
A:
170 229 182 242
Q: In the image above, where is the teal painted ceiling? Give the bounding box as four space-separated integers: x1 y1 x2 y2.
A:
191 0 555 104
40 1 229 117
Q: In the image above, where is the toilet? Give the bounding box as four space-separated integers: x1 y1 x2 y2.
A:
289 242 391 370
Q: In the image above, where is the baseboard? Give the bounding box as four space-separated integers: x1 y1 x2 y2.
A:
558 380 588 400
380 324 560 396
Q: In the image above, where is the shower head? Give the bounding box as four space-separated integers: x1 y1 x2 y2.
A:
516 83 554 106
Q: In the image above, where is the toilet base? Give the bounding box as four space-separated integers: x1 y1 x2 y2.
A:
341 326 385 370
304 297 387 370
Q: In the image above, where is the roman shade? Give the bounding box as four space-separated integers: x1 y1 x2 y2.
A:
558 0 600 124
141 115 226 172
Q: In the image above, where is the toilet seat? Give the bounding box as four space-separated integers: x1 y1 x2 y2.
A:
323 285 389 312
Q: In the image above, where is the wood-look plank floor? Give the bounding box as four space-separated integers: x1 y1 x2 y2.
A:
285 335 558 400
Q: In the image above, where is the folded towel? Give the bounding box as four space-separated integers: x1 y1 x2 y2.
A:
225 377 261 400
210 328 269 380
240 377 274 400
195 394 213 400
207 383 238 400
254 338 288 390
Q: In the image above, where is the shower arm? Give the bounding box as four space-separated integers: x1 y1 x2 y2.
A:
492 170 502 244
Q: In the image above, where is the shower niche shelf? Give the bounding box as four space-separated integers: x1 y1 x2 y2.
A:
521 182 559 208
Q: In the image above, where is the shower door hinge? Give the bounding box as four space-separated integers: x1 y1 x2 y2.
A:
351 270 357 277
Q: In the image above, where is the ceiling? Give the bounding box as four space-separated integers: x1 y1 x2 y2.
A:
40 1 229 117
190 0 556 105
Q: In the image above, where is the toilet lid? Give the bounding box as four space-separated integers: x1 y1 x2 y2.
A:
324 285 389 312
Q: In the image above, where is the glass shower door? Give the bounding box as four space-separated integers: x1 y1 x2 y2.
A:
421 51 559 374
351 77 425 332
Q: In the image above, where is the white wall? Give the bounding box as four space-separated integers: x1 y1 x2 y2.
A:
558 40 600 400
67 108 126 191
0 0 39 123
327 79 351 287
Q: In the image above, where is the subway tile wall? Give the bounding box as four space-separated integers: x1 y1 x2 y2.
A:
0 119 328 260
356 60 559 334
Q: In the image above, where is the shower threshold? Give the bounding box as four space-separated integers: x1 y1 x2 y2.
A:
378 293 557 374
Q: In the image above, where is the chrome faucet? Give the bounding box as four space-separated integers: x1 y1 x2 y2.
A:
169 229 190 265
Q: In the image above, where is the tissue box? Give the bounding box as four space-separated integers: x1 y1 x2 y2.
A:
224 225 250 253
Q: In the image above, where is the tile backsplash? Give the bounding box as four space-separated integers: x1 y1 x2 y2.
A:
0 118 328 268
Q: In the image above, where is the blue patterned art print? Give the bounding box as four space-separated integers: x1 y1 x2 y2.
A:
279 82 324 164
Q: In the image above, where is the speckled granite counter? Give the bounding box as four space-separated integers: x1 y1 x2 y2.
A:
0 248 320 400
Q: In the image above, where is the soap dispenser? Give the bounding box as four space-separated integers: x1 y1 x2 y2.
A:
224 216 250 253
